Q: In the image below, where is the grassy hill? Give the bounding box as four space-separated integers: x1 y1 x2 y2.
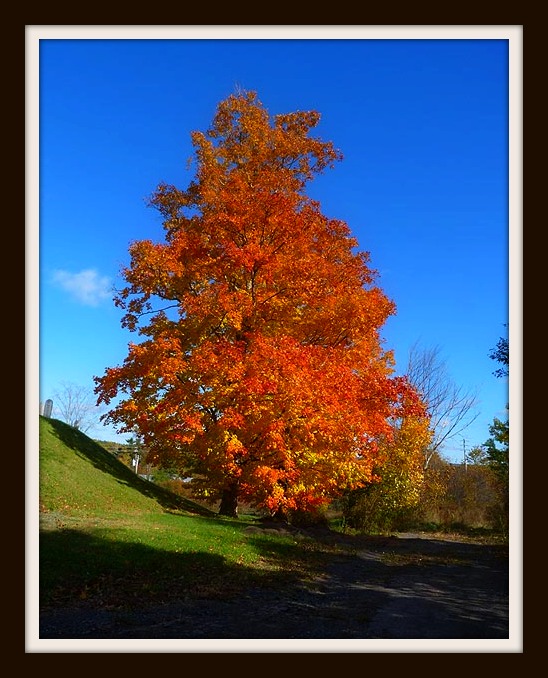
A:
38 416 330 611
39 416 213 519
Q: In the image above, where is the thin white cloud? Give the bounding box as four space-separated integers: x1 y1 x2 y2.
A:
51 268 112 307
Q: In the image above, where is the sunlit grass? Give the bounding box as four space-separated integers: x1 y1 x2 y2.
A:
38 417 331 610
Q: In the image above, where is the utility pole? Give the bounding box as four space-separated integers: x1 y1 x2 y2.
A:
126 433 143 475
133 451 141 475
462 438 467 471
132 436 141 475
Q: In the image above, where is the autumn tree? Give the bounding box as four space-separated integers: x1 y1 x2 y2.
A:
94 90 427 518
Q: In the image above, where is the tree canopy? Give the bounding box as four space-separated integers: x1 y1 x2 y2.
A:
94 90 427 517
489 328 509 380
484 328 509 489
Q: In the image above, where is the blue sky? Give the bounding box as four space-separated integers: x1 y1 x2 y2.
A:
29 26 520 462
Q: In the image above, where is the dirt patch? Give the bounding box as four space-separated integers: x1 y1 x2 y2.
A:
38 529 510 644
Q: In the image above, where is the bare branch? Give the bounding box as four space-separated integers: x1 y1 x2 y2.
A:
405 342 479 468
50 381 106 434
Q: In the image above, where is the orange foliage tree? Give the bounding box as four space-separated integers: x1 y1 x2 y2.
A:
94 91 427 518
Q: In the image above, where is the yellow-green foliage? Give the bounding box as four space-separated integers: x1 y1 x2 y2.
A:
376 416 431 508
342 416 432 533
413 456 506 532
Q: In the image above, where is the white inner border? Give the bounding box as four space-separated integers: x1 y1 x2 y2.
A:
26 24 523 654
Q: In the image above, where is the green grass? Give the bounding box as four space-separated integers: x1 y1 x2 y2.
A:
38 417 334 611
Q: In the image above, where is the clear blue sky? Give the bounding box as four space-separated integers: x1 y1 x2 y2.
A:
29 27 520 462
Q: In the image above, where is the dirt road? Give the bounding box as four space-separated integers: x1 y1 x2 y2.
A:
38 531 512 647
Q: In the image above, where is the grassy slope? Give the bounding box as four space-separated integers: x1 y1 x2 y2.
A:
39 416 212 519
39 417 329 610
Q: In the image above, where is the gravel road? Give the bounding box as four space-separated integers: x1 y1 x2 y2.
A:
38 531 511 648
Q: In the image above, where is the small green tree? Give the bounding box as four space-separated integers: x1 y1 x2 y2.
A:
488 326 509 379
482 328 510 534
466 444 489 465
475 416 508 534
482 416 509 486
486 328 509 484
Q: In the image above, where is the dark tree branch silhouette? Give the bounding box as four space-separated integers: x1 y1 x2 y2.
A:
50 381 105 434
405 343 479 468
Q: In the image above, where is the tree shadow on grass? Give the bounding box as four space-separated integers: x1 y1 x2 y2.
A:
38 526 510 640
39 524 300 613
45 417 214 516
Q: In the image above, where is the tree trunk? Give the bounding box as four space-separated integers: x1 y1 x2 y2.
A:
271 507 289 523
219 482 239 518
